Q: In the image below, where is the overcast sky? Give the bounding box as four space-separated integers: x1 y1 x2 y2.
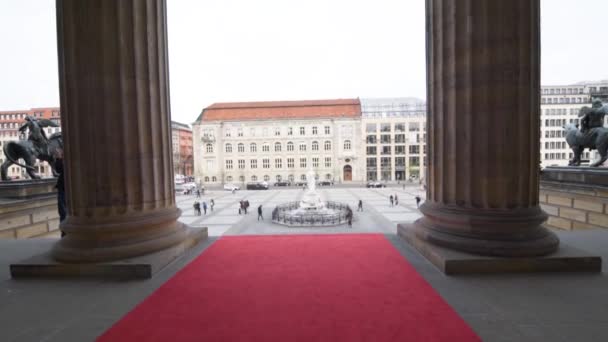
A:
0 0 606 124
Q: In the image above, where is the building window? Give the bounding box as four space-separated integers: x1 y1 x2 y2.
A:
380 135 391 144
239 175 245 182
301 174 306 181
275 158 282 168
325 126 330 134
367 146 377 155
382 146 391 155
225 143 232 153
288 174 295 182
395 123 405 132
367 158 377 168
287 142 294 151
264 175 270 181
380 123 391 132
262 144 270 152
276 175 282 182
324 141 331 151
237 128 243 137
225 129 231 137
409 157 420 166
325 157 331 168
288 127 293 135
275 142 282 152
300 127 305 135
366 123 377 133
275 127 281 136
312 141 319 151
394 134 405 143
238 160 245 169
287 158 294 168
312 126 318 135
395 145 406 155
206 144 213 153
300 143 307 151
263 159 270 168
204 176 210 182
212 176 217 182
251 159 257 169
366 135 377 144
226 160 233 169
300 158 307 168
312 157 319 168
226 176 233 182
409 145 420 154
250 143 257 152
251 175 258 181
344 140 351 150
238 143 244 153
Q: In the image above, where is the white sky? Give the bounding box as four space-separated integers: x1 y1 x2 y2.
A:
0 0 606 124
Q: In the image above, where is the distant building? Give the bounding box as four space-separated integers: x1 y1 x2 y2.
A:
360 98 427 182
171 121 193 177
540 80 608 167
192 99 364 185
0 107 61 179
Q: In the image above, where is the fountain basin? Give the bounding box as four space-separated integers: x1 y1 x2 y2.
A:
272 201 352 227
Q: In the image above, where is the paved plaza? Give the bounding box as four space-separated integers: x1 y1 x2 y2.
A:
177 185 426 236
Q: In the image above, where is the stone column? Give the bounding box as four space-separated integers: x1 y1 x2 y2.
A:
52 0 188 262
412 0 559 256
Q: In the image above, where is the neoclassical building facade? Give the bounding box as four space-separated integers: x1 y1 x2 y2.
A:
193 99 364 185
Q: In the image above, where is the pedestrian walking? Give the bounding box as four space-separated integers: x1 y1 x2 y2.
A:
239 200 244 214
347 210 353 228
389 195 394 207
415 196 421 208
258 205 263 221
202 201 208 215
395 194 399 205
196 189 201 198
357 200 363 212
193 201 201 216
210 199 215 211
245 200 250 214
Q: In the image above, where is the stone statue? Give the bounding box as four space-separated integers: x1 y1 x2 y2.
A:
579 99 607 133
1 115 63 180
306 168 317 193
564 123 608 167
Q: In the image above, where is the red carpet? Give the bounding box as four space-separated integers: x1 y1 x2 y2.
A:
98 234 480 342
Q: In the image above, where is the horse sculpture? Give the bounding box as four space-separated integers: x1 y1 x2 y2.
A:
1 115 63 180
564 123 608 167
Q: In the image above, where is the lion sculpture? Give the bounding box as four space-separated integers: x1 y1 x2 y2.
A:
564 123 608 167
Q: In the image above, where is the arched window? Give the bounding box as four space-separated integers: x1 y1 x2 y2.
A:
326 173 332 180
287 142 294 151
262 144 270 152
239 175 245 182
275 142 282 152
344 140 351 150
312 141 319 151
206 144 213 153
225 143 232 153
251 175 257 181
212 176 217 182
204 176 210 182
250 143 257 152
226 176 233 181
324 141 331 151
276 175 282 181
238 143 244 152
301 174 306 180
288 174 294 182
264 175 270 181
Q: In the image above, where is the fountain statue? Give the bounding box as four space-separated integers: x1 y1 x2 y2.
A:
300 168 325 210
272 168 352 227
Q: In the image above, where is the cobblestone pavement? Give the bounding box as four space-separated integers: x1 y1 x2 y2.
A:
176 185 427 236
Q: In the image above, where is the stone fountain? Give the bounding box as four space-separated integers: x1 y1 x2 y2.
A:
272 168 351 227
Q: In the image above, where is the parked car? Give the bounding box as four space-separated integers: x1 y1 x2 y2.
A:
366 181 386 188
223 183 240 191
274 181 291 186
294 181 307 187
317 180 333 186
174 184 186 194
247 182 269 190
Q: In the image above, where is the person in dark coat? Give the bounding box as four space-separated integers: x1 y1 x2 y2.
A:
389 195 394 207
202 201 208 215
415 196 421 208
357 200 363 212
54 149 66 237
257 205 263 220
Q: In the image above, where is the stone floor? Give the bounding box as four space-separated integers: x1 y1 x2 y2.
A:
1 185 607 341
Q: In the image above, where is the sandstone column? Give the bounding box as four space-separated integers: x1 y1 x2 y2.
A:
52 0 188 262
412 0 559 256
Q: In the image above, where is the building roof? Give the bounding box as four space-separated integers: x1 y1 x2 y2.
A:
196 99 361 122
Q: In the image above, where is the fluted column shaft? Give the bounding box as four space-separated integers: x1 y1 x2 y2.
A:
414 0 558 256
52 0 187 262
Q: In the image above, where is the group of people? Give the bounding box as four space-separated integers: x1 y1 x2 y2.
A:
238 200 264 220
193 199 214 216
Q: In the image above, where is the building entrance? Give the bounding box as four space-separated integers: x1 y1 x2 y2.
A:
343 165 352 181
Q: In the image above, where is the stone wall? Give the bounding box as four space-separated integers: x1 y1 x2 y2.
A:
0 195 60 238
540 167 608 231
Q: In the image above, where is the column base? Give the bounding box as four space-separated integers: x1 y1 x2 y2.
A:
10 227 207 279
398 224 601 275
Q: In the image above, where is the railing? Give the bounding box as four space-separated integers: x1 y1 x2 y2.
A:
272 201 352 226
